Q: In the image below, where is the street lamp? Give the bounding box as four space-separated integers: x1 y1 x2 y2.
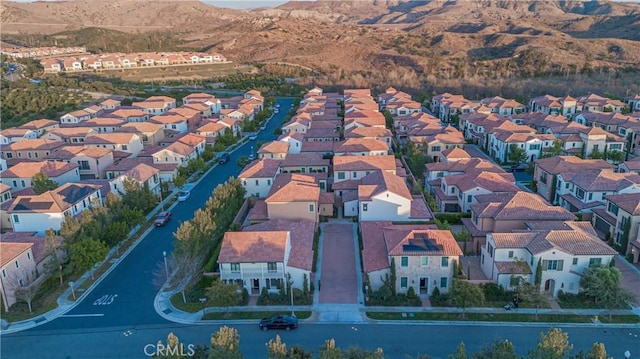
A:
163 251 169 279
289 276 295 318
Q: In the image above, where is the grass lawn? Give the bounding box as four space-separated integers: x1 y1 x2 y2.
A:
170 292 207 313
202 311 312 321
366 312 640 324
1 284 66 323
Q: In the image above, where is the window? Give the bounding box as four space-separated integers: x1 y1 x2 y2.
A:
309 204 315 212
15 260 19 268
529 144 541 150
421 256 428 266
267 179 271 185
12 214 19 223
5 153 12 159
467 195 472 203
400 277 408 288
121 145 128 151
450 187 455 194
572 258 578 265
401 257 408 267
589 258 602 267
20 180 25 187
267 262 278 272
78 160 90 170
576 188 585 200
352 172 357 178
267 278 281 289
610 144 622 150
255 180 259 186
230 263 240 272
27 252 31 260
337 172 345 180
440 277 448 289
431 146 441 152
588 193 593 201
544 259 564 271
362 203 368 211
441 257 449 267
12 180 17 187
540 172 548 184
608 202 619 215
508 251 514 258
487 243 494 258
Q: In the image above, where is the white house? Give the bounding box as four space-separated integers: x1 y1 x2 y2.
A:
238 159 282 198
109 163 161 197
8 183 103 234
480 221 617 296
0 161 80 192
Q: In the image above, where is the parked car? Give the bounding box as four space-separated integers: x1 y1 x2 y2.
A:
154 211 172 227
218 153 231 164
259 124 267 131
510 163 527 173
274 109 279 114
178 191 191 202
249 134 257 141
259 315 298 331
248 153 256 161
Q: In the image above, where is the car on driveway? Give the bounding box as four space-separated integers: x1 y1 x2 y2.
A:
259 315 298 331
154 211 172 226
218 153 231 164
178 191 191 202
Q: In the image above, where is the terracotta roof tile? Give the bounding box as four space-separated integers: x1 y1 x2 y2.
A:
359 171 412 200
2 161 78 178
218 231 288 263
333 155 397 172
258 141 289 154
265 173 319 203
0 242 33 267
280 153 329 167
472 192 576 221
239 159 282 179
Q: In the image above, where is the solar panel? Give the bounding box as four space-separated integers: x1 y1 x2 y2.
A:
402 233 442 252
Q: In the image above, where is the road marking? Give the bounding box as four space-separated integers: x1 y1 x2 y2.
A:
60 314 104 317
93 294 118 305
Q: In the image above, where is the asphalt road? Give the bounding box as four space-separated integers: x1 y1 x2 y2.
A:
2 98 639 358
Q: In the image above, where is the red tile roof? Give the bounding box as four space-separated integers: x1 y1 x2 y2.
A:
265 173 319 203
218 231 288 263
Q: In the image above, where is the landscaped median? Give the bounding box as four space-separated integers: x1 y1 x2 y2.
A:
366 311 640 324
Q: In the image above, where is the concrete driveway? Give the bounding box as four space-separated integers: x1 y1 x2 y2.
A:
318 222 359 304
615 255 640 306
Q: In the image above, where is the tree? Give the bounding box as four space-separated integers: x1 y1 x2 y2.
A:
209 326 242 359
516 282 546 319
473 339 517 359
448 279 484 318
205 278 242 307
535 258 542 286
589 148 605 160
7 268 42 312
580 265 635 317
606 150 624 164
44 228 65 286
449 342 467 359
453 231 472 255
236 155 250 169
383 109 394 130
266 335 287 359
528 328 572 359
31 172 59 194
319 339 342 359
67 237 109 272
508 144 527 164
120 178 157 213
173 174 187 190
585 343 607 359
543 139 563 158
389 257 397 296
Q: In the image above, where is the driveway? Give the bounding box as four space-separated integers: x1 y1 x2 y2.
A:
615 255 640 306
318 223 359 304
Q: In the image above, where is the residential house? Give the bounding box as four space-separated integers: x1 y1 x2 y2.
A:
0 128 38 144
81 117 125 133
117 122 165 148
217 117 240 137
303 128 340 142
481 221 617 296
277 132 304 154
361 222 462 295
148 114 189 134
8 183 103 234
0 161 80 192
60 110 91 124
175 133 206 157
238 159 282 198
84 133 143 156
110 163 161 197
333 155 397 183
489 130 556 163
0 231 63 275
619 157 640 174
576 94 626 113
480 96 526 116
344 127 393 148
99 99 121 110
556 169 640 213
45 146 114 180
0 183 13 231
106 107 150 123
528 95 577 116
150 142 197 167
0 139 64 165
462 191 576 252
183 102 213 119
258 141 289 160
412 128 466 163
168 107 202 129
592 193 640 262
133 100 171 116
425 158 505 199
533 156 615 203
333 139 388 156
264 174 320 223
624 94 640 112
17 119 59 137
0 241 36 310
431 93 477 122
42 127 97 144
438 172 519 213
104 157 177 183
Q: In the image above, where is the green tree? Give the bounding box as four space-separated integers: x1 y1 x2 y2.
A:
44 228 65 286
389 258 397 296
528 328 572 359
449 342 467 359
589 148 605 160
209 326 242 359
580 265 635 316
508 143 527 164
31 172 59 194
119 178 157 213
205 278 242 307
448 279 485 318
67 237 109 272
266 335 287 359
383 109 394 130
473 339 517 359
606 150 624 164
544 139 563 158
585 343 607 359
236 155 250 169
454 231 472 256
319 339 342 359
535 258 542 286
516 282 546 319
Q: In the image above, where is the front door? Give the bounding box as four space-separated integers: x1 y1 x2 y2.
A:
544 279 555 295
252 279 260 294
419 278 428 295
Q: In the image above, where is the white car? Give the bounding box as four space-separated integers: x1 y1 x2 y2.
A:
177 191 191 202
259 125 267 131
248 153 256 161
249 134 257 141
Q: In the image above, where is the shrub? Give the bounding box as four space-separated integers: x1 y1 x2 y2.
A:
480 283 510 302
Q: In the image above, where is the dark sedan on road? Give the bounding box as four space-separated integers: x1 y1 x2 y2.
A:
154 211 172 226
259 315 298 331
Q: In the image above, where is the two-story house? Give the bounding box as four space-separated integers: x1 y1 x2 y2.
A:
592 193 640 262
42 127 97 144
0 161 80 192
117 122 165 148
264 173 320 223
333 139 389 157
150 142 197 168
344 126 393 149
555 169 640 213
258 141 289 160
17 119 59 137
109 163 161 197
333 155 397 183
84 133 143 156
1 139 64 165
361 221 462 295
148 114 189 134
0 241 37 310
45 145 114 180
239 159 282 198
438 171 519 213
0 128 38 144
8 183 103 234
481 221 617 296
60 110 91 124
106 107 150 123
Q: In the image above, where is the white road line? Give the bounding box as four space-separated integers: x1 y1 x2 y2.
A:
59 314 104 318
